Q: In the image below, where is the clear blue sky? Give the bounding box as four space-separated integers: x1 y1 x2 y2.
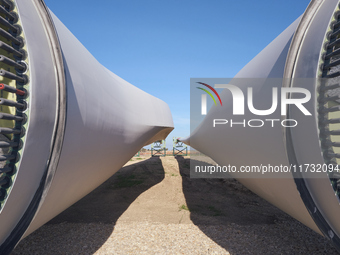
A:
44 0 311 149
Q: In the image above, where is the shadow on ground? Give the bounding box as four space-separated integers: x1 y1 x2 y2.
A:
12 156 164 255
175 155 338 254
175 155 283 225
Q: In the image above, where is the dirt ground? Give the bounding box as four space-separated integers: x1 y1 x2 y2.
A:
12 156 338 254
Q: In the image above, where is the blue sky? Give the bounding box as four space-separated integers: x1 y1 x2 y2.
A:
44 0 311 149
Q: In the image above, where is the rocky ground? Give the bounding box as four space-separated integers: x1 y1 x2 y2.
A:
12 156 338 254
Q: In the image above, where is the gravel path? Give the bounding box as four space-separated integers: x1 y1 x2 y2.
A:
12 156 338 254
